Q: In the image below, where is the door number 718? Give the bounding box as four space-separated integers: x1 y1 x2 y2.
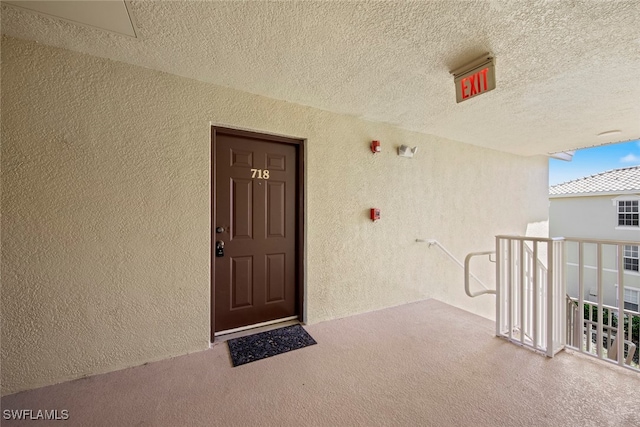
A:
251 169 270 180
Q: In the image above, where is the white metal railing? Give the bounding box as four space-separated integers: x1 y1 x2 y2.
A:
562 237 640 371
566 297 638 367
464 251 496 297
418 239 495 296
426 236 640 368
494 236 566 357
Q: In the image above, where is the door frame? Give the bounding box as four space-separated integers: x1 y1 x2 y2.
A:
210 126 305 341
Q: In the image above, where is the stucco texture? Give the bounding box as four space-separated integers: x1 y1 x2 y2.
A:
1 36 548 395
3 1 640 156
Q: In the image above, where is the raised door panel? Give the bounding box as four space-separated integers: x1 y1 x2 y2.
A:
266 253 286 303
266 181 286 238
231 256 253 309
231 178 253 240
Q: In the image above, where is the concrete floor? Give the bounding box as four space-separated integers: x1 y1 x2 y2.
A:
3 299 640 426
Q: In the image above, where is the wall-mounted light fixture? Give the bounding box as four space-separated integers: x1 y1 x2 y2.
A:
398 145 418 158
371 140 381 153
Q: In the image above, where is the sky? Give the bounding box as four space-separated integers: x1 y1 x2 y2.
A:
549 139 640 186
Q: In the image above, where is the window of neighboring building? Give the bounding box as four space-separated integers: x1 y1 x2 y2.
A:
624 287 640 312
624 245 639 272
615 285 640 312
618 200 639 227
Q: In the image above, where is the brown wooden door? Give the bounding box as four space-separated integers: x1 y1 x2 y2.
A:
213 128 300 333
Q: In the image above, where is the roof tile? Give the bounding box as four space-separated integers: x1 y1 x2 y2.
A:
549 166 640 195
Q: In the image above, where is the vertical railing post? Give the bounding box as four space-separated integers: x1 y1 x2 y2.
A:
578 241 584 355
545 242 553 357
559 239 567 347
547 239 554 357
495 236 501 337
519 240 525 345
507 238 513 341
596 243 603 359
557 239 566 352
617 244 625 366
533 241 538 349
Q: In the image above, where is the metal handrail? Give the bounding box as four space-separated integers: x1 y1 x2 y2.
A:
417 239 495 295
464 251 497 297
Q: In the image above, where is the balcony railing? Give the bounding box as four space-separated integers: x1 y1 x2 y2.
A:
566 297 638 367
562 238 640 370
464 236 640 371
494 236 565 357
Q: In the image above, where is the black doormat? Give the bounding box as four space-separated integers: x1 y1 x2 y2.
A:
227 324 317 367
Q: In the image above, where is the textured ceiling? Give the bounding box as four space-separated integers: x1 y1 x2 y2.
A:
3 1 136 37
2 0 640 156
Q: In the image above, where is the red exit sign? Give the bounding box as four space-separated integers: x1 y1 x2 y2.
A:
453 55 496 103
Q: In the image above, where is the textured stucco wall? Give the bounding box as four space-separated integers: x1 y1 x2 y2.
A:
1 36 549 395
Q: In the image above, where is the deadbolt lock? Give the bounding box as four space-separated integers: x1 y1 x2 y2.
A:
215 240 225 258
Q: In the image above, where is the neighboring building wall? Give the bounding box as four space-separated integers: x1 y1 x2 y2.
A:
563 242 640 308
1 37 549 395
550 195 640 241
550 195 640 308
